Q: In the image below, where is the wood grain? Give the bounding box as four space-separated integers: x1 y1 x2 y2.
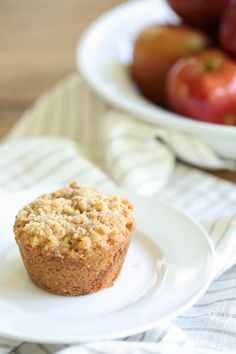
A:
0 0 123 107
206 169 236 183
0 0 235 183
0 110 22 140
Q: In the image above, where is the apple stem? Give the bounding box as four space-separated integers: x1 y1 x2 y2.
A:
203 57 222 72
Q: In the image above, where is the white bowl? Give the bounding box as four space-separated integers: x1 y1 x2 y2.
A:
77 0 236 160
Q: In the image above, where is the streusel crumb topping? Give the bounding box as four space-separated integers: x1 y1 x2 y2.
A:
14 182 135 253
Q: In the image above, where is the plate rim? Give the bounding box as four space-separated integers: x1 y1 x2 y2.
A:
0 188 215 343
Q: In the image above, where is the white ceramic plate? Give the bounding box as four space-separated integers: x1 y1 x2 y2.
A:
77 0 236 159
0 187 214 343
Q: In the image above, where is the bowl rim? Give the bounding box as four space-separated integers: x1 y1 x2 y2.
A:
77 0 236 137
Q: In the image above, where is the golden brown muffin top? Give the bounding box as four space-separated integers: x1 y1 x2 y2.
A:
14 182 135 253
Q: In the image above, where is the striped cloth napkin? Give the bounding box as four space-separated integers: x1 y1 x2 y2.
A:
1 74 236 354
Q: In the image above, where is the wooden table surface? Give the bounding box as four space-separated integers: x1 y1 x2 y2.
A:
1 0 235 183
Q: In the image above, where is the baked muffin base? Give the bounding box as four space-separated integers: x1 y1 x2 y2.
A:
17 239 130 296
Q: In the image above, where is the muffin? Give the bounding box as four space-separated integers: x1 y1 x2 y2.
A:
14 182 136 296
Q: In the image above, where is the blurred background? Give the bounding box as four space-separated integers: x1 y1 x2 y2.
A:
1 0 235 182
0 0 122 139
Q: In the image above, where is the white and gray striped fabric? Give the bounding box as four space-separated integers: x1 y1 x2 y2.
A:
1 74 236 354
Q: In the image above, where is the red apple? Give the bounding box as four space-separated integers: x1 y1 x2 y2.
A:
167 0 229 29
166 49 236 125
131 25 210 106
220 0 236 56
